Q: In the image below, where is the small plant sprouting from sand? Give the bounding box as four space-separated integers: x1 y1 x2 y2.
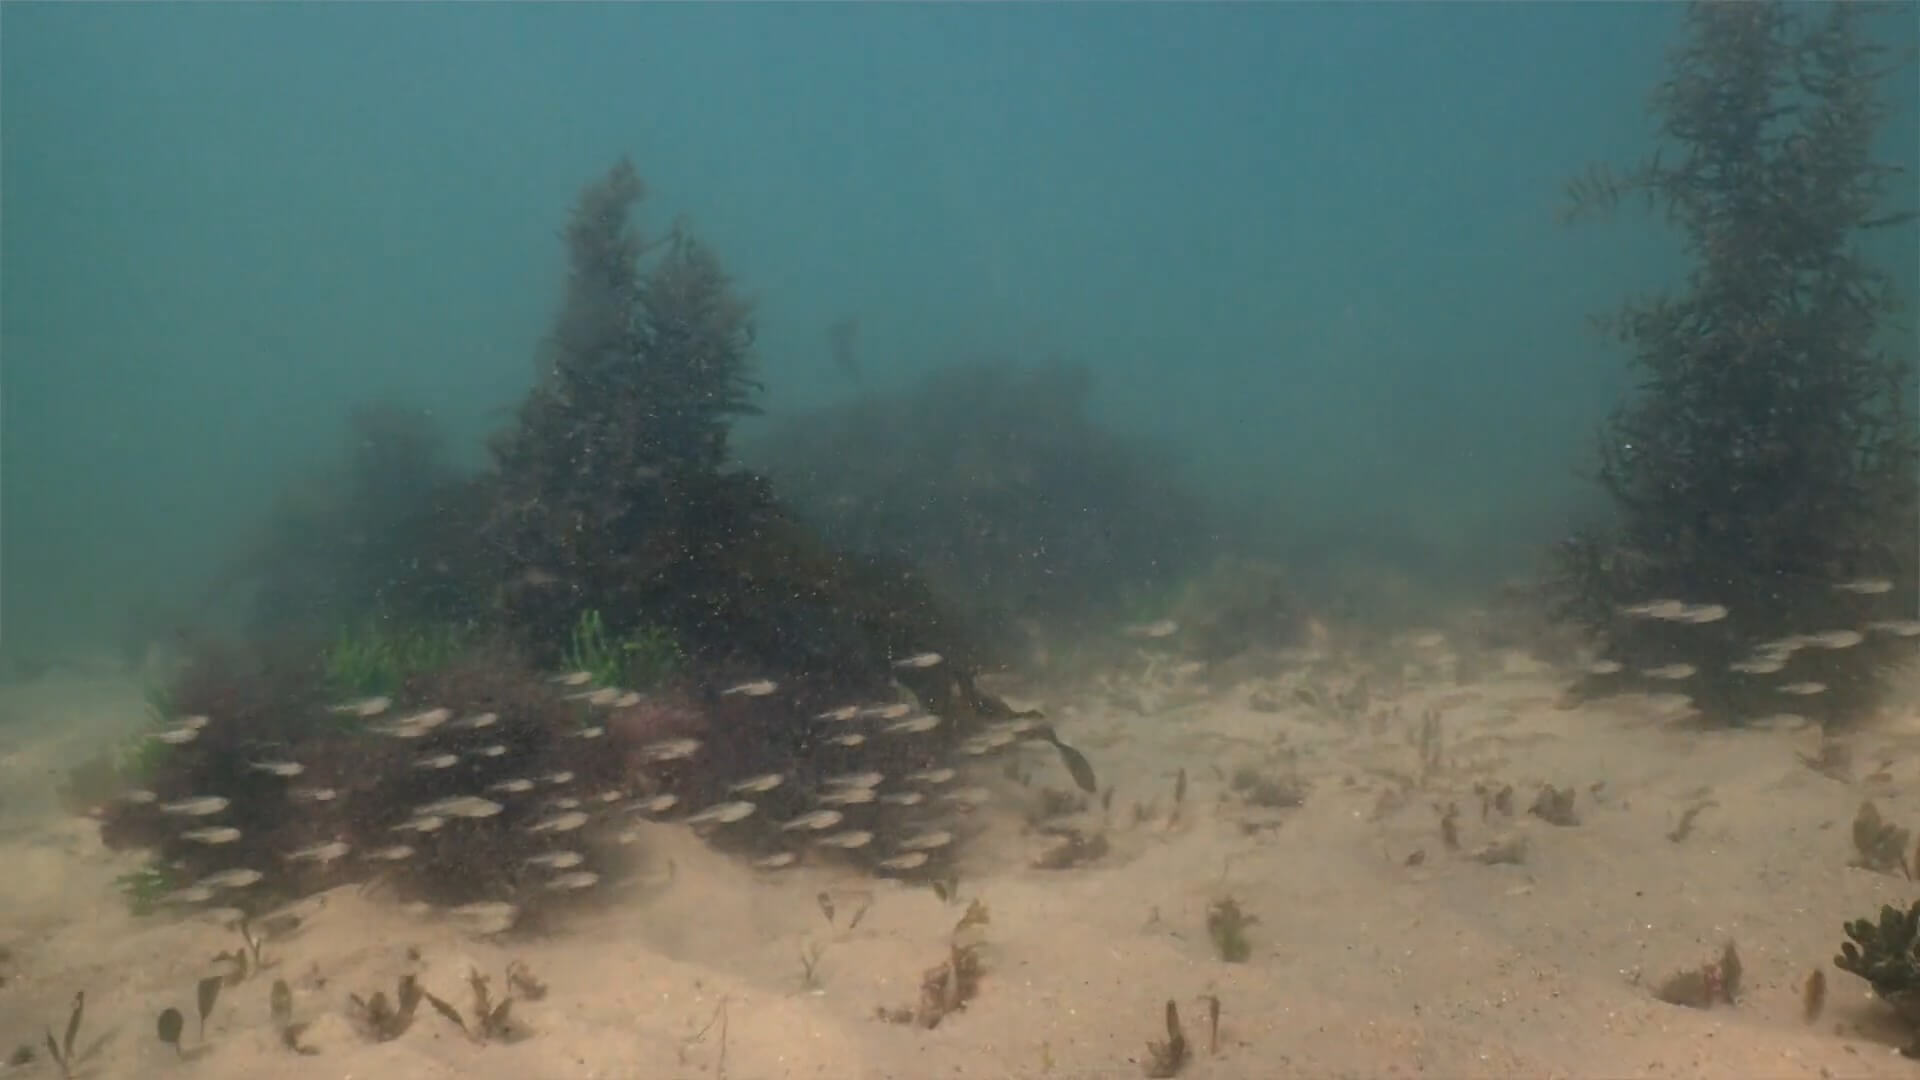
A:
1205 897 1255 963
1142 999 1190 1077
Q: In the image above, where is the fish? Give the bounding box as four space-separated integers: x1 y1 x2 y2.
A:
780 809 845 832
448 901 519 934
452 712 500 729
685 801 757 826
1729 657 1786 674
570 687 622 706
1677 603 1729 624
827 771 884 789
162 796 231 817
421 796 504 819
612 691 643 708
730 773 785 794
722 679 778 697
329 696 392 717
828 734 867 747
163 886 217 905
1619 599 1687 620
879 791 925 806
1807 629 1865 649
414 753 460 770
1124 619 1180 639
573 725 607 739
123 790 158 804
819 786 877 806
816 830 874 849
545 871 600 891
488 778 536 794
1835 578 1894 595
640 738 701 762
815 706 860 722
526 851 585 869
182 827 242 845
528 811 590 833
628 794 679 814
286 841 352 865
366 845 416 861
1779 681 1828 696
906 768 956 785
152 725 200 745
1868 619 1920 637
897 829 955 851
397 708 452 730
892 652 944 669
1643 663 1697 680
548 797 582 810
876 852 930 871
476 744 508 757
552 671 594 687
884 714 942 735
394 815 447 833
752 852 799 869
942 786 992 807
249 761 305 777
197 868 264 890
544 771 575 785
178 715 211 731
861 703 912 720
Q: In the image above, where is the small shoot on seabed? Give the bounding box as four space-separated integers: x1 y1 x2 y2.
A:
43 991 94 1079
422 966 519 1043
194 975 222 1042
270 978 318 1054
211 917 271 985
348 974 424 1042
798 939 827 991
1142 999 1189 1077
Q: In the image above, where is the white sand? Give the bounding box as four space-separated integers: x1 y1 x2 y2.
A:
3 640 1918 1080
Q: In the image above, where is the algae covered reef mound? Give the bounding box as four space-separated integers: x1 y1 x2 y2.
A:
91 159 1090 925
752 360 1212 635
1551 2 1919 727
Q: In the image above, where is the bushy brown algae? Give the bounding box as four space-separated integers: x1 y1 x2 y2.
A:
420 966 523 1043
347 973 424 1042
1528 784 1579 827
1653 940 1742 1010
878 898 990 1029
41 991 91 1080
1834 899 1920 1057
1205 898 1254 963
1850 800 1913 877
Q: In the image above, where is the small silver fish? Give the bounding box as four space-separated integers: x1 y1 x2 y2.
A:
730 773 785 794
182 827 242 845
640 739 701 762
552 671 594 687
1586 660 1624 675
1729 657 1786 674
250 760 305 777
152 725 200 745
877 852 930 871
438 796 505 819
179 715 211 731
722 679 779 697
879 791 925 806
330 696 392 717
906 768 956 785
1643 663 1696 680
526 851 585 869
573 725 607 739
414 753 459 769
612 691 643 708
884 714 942 735
1807 629 1865 649
489 778 536 794
1124 619 1180 639
528 811 590 833
286 841 352 865
476 744 508 757
819 786 877 806
545 871 600 890
891 652 944 669
685 801 756 826
1869 619 1920 637
197 868 263 890
394 815 446 833
780 809 844 831
453 712 500 729
752 852 799 869
897 829 954 851
162 796 231 817
861 703 912 720
448 901 519 934
1677 603 1729 624
544 771 575 785
628 793 679 814
1835 578 1894 595
827 771 885 789
548 796 582 810
815 706 860 722
1619 599 1687 620
816 830 874 849
831 733 869 747
397 708 451 730
366 845 416 861
163 886 217 905
1779 681 1828 696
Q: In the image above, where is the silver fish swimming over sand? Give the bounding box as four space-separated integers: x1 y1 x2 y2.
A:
862 703 912 720
286 841 352 865
815 705 860 722
182 827 242 845
528 811 590 833
366 845 416 861
552 671 594 687
752 852 799 869
250 760 305 777
640 739 701 762
162 796 231 817
488 778 536 794
876 852 930 871
1124 619 1179 639
826 771 884 789
1834 578 1894 595
526 851 585 869
545 871 600 890
414 753 459 770
780 809 844 832
1643 663 1696 681
818 786 877 806
1778 681 1828 696
197 868 264 890
884 714 942 735
330 696 392 717
828 733 867 747
685 801 756 826
896 829 955 851
816 830 874 849
452 712 499 729
722 679 779 697
152 725 200 745
730 773 785 794
891 652 944 669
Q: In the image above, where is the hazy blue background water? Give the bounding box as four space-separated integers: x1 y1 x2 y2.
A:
4 3 1915 658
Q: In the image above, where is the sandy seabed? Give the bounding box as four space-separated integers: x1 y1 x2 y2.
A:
2 639 1917 1080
